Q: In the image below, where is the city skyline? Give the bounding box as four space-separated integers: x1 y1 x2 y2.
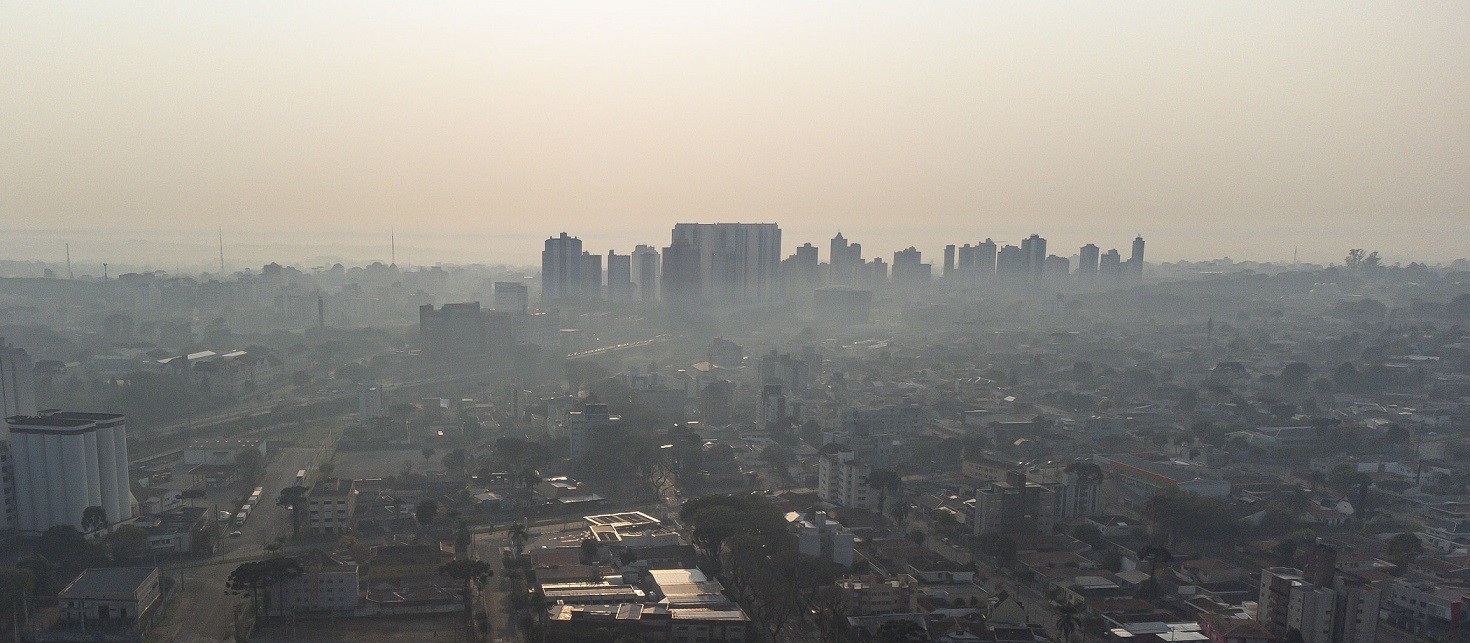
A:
4 3 1469 268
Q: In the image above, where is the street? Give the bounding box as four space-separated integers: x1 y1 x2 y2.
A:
153 447 320 642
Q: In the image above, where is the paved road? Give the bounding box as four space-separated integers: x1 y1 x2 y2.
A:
154 447 319 643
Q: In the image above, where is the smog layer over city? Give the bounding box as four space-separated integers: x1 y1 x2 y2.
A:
1 3 1469 643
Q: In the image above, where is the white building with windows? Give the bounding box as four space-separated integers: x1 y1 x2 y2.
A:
818 450 874 510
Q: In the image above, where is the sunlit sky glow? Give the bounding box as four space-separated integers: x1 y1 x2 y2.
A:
4 2 1468 268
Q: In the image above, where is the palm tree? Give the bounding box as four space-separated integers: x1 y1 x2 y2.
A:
508 523 529 558
440 559 493 628
1051 595 1084 643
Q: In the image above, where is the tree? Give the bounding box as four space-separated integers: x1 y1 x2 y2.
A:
440 559 493 627
104 525 150 562
277 485 309 539
38 526 91 567
226 557 303 618
1052 594 1084 643
81 506 108 533
416 499 439 527
507 523 530 558
443 448 468 476
1385 532 1423 565
867 469 902 517
1281 363 1313 393
1139 544 1173 585
581 537 600 564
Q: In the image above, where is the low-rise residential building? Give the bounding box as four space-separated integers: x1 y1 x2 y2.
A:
837 575 914 615
789 510 856 568
306 478 357 535
271 550 361 616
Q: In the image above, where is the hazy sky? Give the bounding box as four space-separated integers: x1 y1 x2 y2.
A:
4 2 1468 268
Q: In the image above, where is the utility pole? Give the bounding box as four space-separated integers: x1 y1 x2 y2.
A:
219 228 226 276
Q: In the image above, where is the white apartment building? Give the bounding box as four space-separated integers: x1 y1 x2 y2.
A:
271 550 361 616
818 450 874 510
305 478 357 535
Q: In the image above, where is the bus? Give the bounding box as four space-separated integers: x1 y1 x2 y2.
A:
295 470 307 485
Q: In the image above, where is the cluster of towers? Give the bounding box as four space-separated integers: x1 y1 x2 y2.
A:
541 226 1147 309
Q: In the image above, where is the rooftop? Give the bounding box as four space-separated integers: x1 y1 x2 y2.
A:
59 567 158 601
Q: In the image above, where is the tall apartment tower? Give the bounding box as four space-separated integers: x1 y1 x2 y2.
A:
606 250 634 302
891 247 930 286
996 244 1027 280
661 239 702 313
943 245 957 279
579 252 603 300
1 339 38 429
7 411 133 534
1129 235 1146 281
671 223 782 303
541 232 583 302
976 239 998 279
783 243 820 297
632 245 661 302
1077 244 1101 279
1099 249 1123 282
1021 234 1047 277
829 232 863 286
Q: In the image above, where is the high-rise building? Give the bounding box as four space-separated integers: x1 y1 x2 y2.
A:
420 303 489 359
606 251 634 302
661 239 702 313
1130 235 1146 281
1043 255 1071 283
1258 545 1379 643
1099 249 1124 282
943 245 956 279
1078 244 1101 279
541 233 583 302
783 243 820 298
7 411 133 534
579 251 603 300
632 245 660 302
829 232 863 286
890 247 930 286
818 450 874 510
670 223 782 303
1021 234 1047 277
976 239 998 279
996 244 1027 280
1 339 37 427
491 281 529 314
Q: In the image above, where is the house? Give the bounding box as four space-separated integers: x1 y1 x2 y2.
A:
55 567 163 634
1198 613 1276 643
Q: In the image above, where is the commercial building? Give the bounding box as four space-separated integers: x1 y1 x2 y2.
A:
7 411 133 534
491 281 529 314
891 247 930 286
1103 454 1231 499
661 239 703 313
419 302 516 362
569 403 623 463
829 232 863 285
840 398 922 435
182 437 266 467
973 471 1057 535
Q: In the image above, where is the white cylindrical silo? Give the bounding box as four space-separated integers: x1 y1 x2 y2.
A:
96 423 123 524
109 418 132 522
10 431 36 533
45 431 66 529
83 429 102 514
60 431 89 528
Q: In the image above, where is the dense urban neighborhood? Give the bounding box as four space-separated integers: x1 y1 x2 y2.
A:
3 230 1470 643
